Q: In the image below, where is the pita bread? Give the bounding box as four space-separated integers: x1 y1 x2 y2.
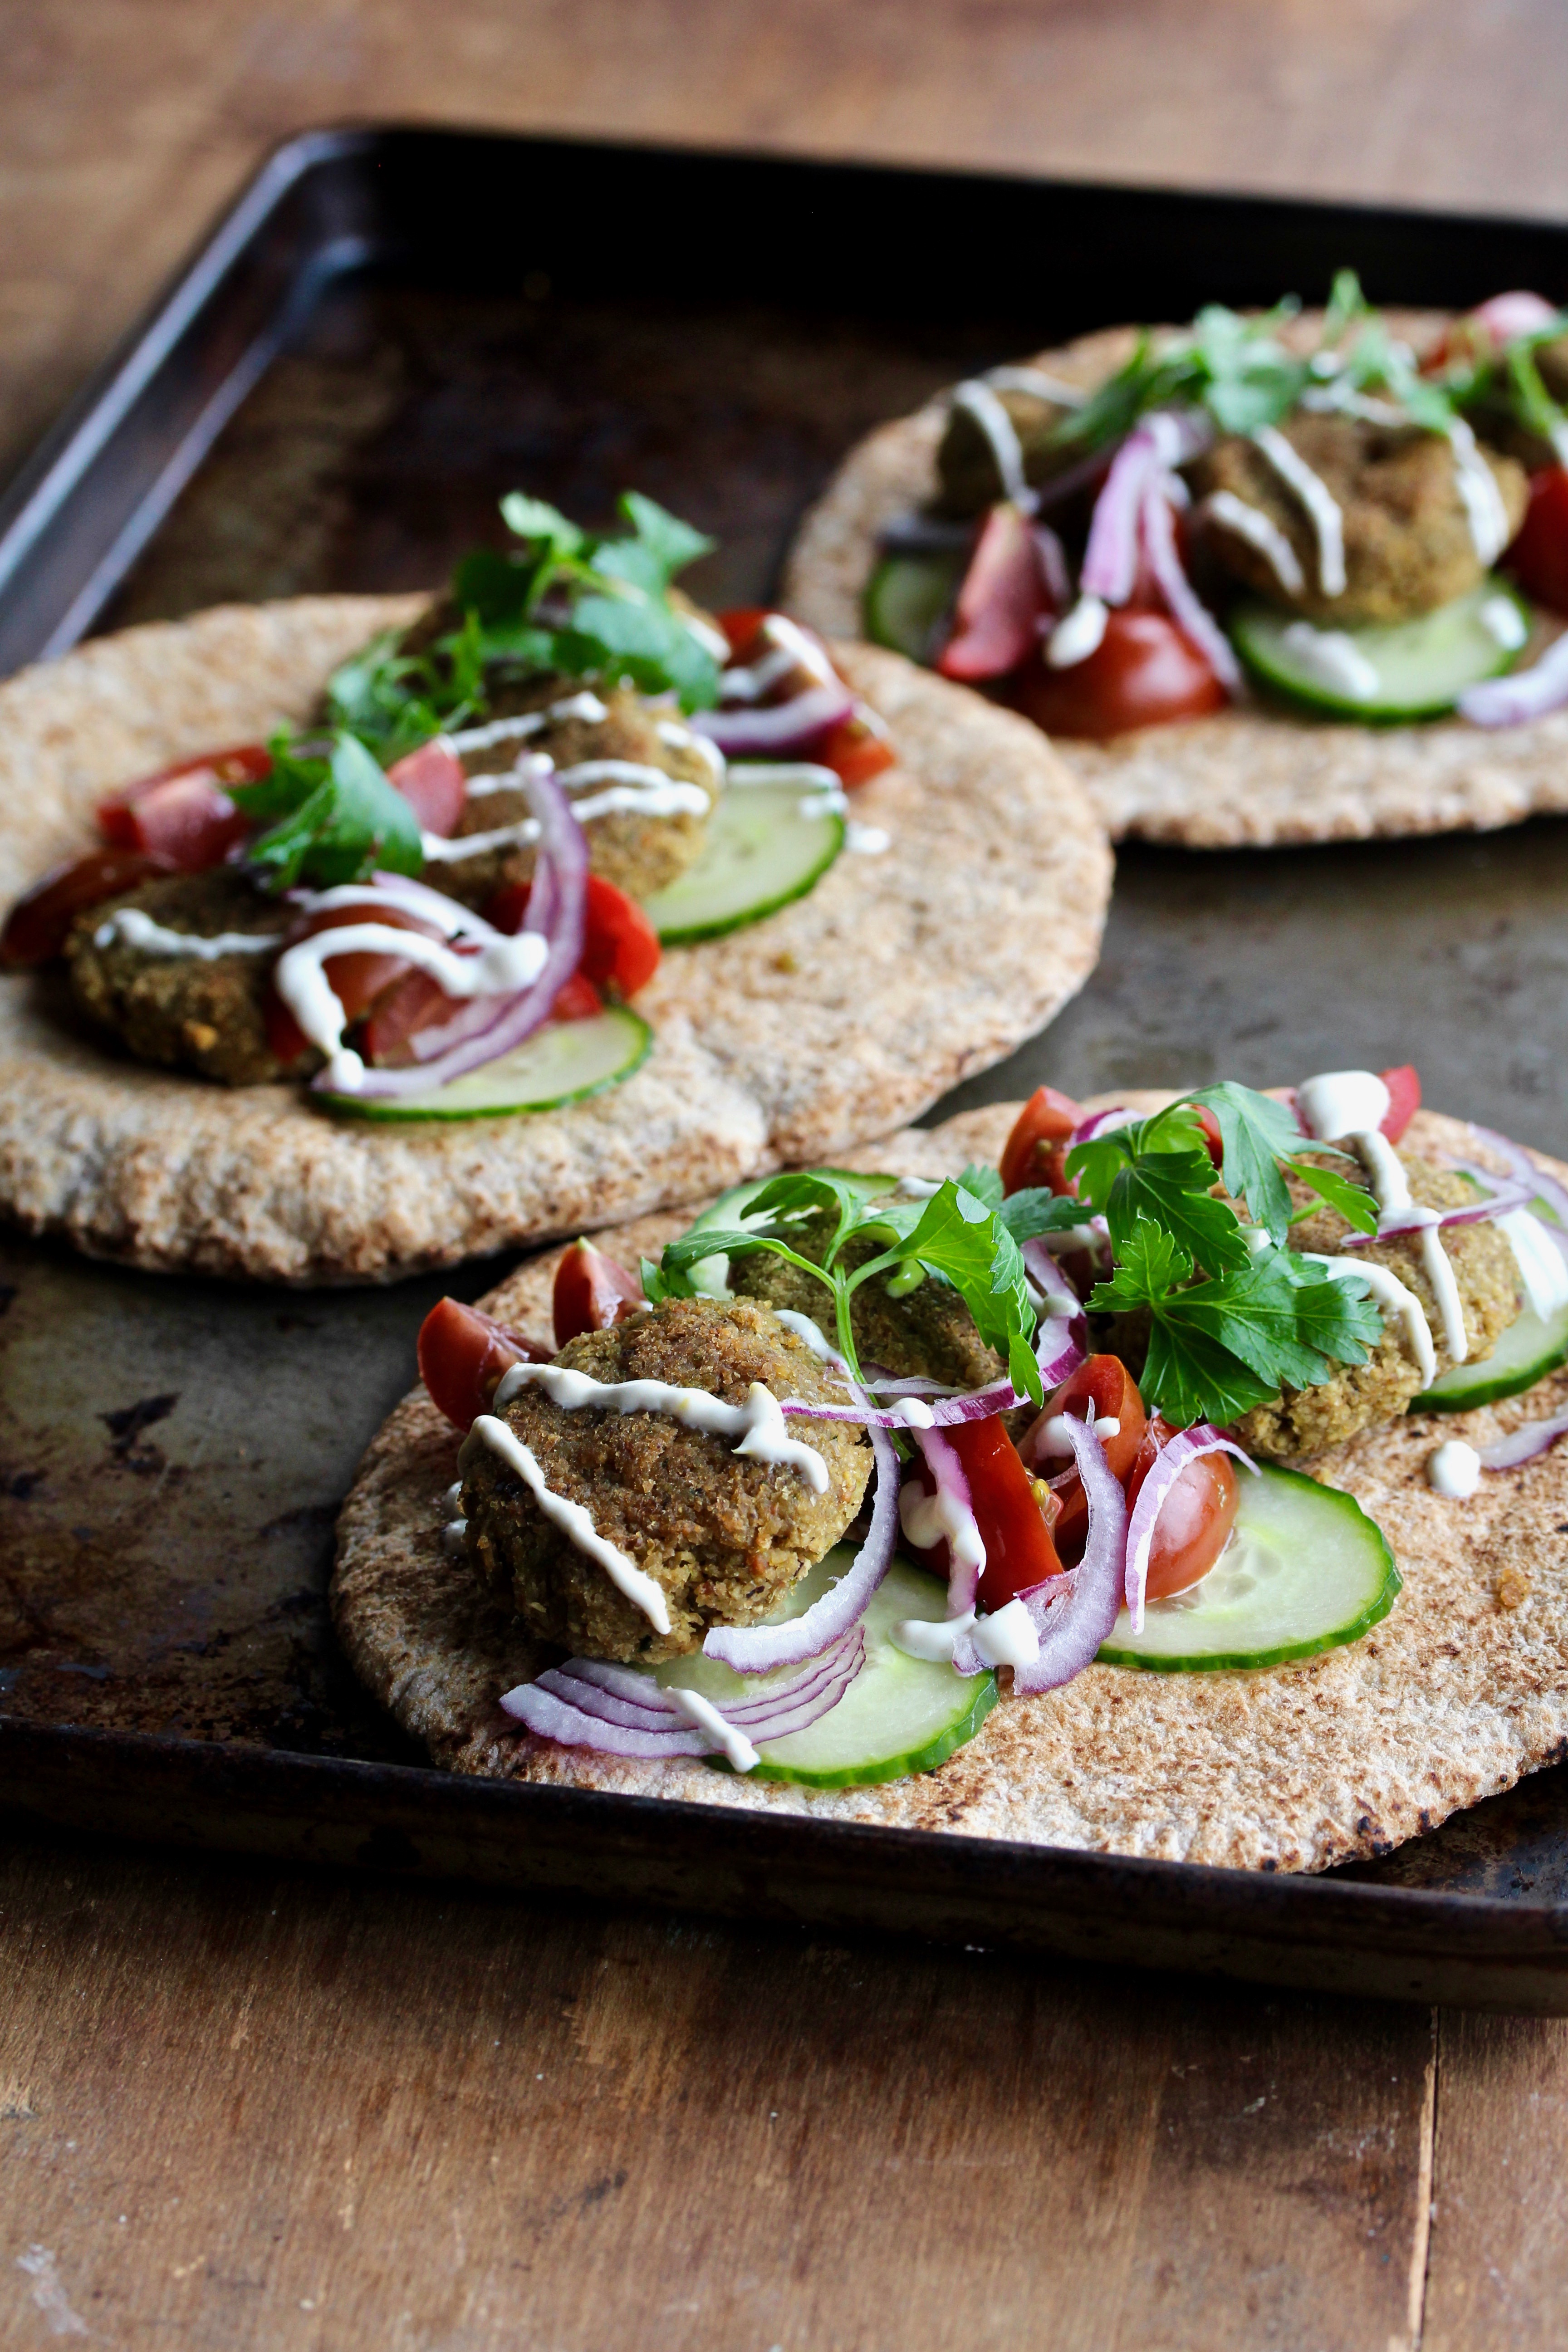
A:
783 319 1568 848
333 1094 1568 1874
0 599 1110 1281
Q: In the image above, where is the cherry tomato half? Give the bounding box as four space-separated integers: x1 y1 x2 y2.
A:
950 1416 1067 1612
717 608 771 658
553 1238 646 1347
999 1085 1084 1197
387 740 467 837
0 848 175 968
1507 466 1568 616
1010 610 1226 741
938 503 1048 682
813 706 897 788
485 874 661 999
417 1297 553 1432
97 744 270 871
1378 1064 1421 1144
1126 1416 1240 1599
1021 1355 1149 1567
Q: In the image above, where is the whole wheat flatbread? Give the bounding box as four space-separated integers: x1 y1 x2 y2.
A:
0 599 1110 1281
333 1094 1568 1873
783 318 1568 848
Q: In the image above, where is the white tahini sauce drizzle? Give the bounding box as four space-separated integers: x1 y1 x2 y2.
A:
657 718 726 785
274 906 546 1093
1206 491 1305 596
983 365 1087 409
445 692 611 757
1497 1208 1568 1322
1297 1066 1463 1382
949 380 1031 507
720 616 838 703
492 1361 830 1492
1047 593 1109 669
668 1686 759 1771
899 1478 986 1577
465 1413 672 1632
93 909 278 958
1480 593 1530 651
421 760 710 861
1427 1438 1482 1498
892 1597 1040 1670
847 822 891 856
772 1309 839 1361
1250 425 1347 597
1279 621 1379 702
1447 417 1513 565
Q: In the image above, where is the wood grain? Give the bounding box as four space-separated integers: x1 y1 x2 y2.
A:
0 1831 1437 2351
1420 2009 1568 2349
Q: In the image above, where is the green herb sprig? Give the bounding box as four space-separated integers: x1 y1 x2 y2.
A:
229 732 422 892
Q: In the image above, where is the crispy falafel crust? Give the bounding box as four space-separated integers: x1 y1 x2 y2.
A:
334 1093 1568 1875
66 868 299 1085
784 314 1568 848
0 598 1109 1280
464 1296 871 1662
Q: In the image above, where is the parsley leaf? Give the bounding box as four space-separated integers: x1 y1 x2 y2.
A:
1185 1080 1305 1243
1068 1108 1250 1275
231 732 422 892
1289 1161 1381 1234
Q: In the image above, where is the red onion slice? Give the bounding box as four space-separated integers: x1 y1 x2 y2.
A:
1078 412 1207 604
557 1630 861 1725
909 1425 987 1616
504 1631 864 1759
702 1416 901 1673
1340 1175 1535 1243
1467 1124 1568 1246
1460 633 1568 728
1139 480 1243 692
1480 1409 1568 1471
691 681 854 757
320 764 587 1100
500 1684 710 1757
952 1413 1127 1692
1123 1424 1259 1633
1069 1107 1130 1145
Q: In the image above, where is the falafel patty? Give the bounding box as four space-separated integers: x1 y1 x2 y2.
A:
1233 1154 1523 1460
428 681 720 911
463 1295 872 1664
935 382 1085 518
66 867 299 1086
1193 412 1529 626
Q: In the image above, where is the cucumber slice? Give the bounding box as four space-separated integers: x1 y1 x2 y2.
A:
320 1005 651 1122
652 1550 997 1787
1423 1294 1568 1411
1230 580 1530 721
1097 1464 1400 1672
642 771 844 945
864 554 962 664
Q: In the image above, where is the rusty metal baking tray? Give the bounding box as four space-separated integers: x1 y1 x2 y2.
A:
6 126 1568 2009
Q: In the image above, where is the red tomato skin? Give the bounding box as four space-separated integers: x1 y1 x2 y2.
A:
717 608 771 657
552 1239 647 1347
550 971 603 1022
0 849 176 967
906 1418 1061 1612
1125 1416 1240 1598
1011 610 1227 740
814 708 897 788
1509 468 1568 615
417 1297 553 1432
1194 1105 1224 1168
1023 1356 1149 1565
97 745 269 870
1378 1065 1421 1144
485 874 660 998
938 503 1049 682
1000 1085 1083 1196
387 740 467 837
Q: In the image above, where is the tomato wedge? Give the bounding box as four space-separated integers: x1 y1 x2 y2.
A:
999 1085 1083 1196
813 706 897 788
418 1297 553 1431
1126 1416 1239 1599
1024 1356 1149 1568
951 1416 1067 1612
1011 611 1226 740
717 608 771 658
0 848 175 968
485 874 660 999
387 740 467 836
1507 466 1568 615
938 503 1049 682
1378 1064 1421 1144
553 1239 646 1346
97 745 269 870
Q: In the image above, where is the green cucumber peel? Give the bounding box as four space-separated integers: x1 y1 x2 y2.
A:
318 1005 651 1122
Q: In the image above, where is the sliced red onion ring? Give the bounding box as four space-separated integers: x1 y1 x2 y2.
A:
909 1425 987 1616
1460 633 1568 728
558 1630 861 1723
1479 1408 1568 1471
1467 1124 1568 1246
504 1630 864 1759
691 681 854 757
952 1414 1127 1692
1139 479 1243 692
702 1417 901 1672
1069 1106 1130 1145
1079 413 1207 604
500 1685 709 1758
319 764 587 1100
1339 1174 1534 1243
1123 1425 1259 1634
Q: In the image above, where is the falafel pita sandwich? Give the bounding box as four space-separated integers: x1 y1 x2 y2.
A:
784 281 1568 847
0 491 1108 1281
334 1068 1568 1873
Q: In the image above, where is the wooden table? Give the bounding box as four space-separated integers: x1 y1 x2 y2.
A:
5 5 1568 2344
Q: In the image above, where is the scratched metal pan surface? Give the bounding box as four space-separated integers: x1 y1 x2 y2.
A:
5 127 1568 2007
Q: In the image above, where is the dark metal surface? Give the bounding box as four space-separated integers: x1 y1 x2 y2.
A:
5 127 1568 2003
